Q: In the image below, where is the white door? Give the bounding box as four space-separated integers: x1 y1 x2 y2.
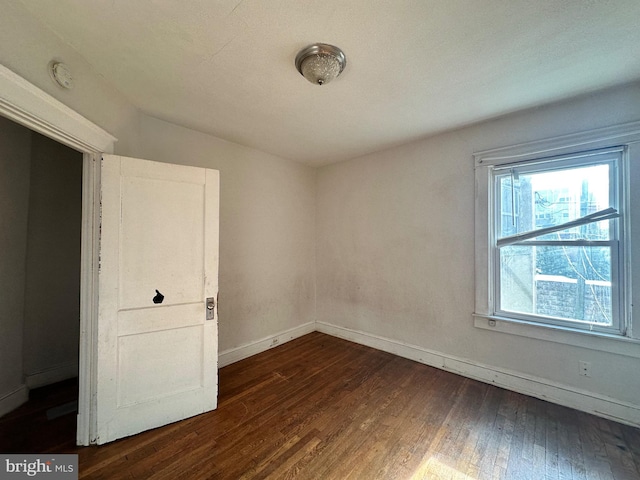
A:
96 154 219 444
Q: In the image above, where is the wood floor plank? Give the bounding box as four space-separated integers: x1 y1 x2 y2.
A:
2 332 639 480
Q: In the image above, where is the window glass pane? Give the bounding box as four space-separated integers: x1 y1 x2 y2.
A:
500 245 612 325
497 163 611 241
499 245 536 314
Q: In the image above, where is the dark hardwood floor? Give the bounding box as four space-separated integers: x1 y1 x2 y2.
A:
1 332 639 479
0 377 78 454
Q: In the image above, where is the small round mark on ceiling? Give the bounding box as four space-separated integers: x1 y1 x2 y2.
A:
49 61 74 89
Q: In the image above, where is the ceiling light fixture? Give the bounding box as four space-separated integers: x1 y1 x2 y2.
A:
295 43 346 86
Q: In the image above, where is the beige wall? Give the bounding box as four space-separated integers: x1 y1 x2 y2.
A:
0 116 31 400
23 134 82 382
316 81 640 407
1 0 317 361
0 0 140 156
138 116 317 352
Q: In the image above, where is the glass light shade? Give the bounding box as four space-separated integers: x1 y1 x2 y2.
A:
300 53 341 85
295 44 346 86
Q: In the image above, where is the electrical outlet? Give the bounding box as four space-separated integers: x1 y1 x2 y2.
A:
579 361 591 377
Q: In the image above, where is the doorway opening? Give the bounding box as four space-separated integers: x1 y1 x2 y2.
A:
0 115 83 451
0 63 117 446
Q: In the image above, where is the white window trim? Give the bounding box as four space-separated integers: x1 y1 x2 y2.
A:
474 120 640 356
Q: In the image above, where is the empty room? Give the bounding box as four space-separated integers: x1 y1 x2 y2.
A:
1 1 639 479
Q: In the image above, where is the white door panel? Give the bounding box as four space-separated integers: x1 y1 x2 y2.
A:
119 174 204 308
96 154 219 444
117 326 204 406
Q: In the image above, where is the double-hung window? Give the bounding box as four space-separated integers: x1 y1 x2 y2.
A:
493 149 622 333
474 122 640 345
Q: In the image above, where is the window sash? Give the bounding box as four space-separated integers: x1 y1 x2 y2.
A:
490 146 624 172
496 208 619 247
508 240 613 247
494 242 621 333
491 149 623 334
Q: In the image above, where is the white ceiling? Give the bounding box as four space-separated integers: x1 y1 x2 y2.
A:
18 0 640 166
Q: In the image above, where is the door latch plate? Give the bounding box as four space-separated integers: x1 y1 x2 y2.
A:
206 297 215 320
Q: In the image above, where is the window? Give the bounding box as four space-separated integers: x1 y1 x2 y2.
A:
493 149 622 333
474 121 640 347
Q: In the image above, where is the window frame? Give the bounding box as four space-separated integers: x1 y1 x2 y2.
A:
474 121 640 353
491 150 623 334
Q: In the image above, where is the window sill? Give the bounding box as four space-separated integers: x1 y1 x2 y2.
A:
473 313 640 359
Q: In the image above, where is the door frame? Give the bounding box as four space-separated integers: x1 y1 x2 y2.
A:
0 64 117 445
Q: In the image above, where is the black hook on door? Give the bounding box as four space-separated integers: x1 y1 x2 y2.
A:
153 290 164 304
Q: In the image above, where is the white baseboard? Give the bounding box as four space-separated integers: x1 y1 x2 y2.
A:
219 322 316 368
0 384 28 417
316 321 640 428
25 361 78 389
